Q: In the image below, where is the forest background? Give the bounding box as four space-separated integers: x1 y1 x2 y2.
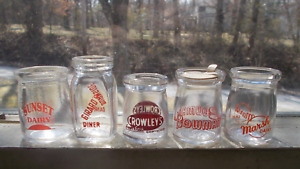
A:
0 0 299 88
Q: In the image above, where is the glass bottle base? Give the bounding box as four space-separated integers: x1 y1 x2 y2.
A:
123 133 166 145
173 133 220 148
23 128 73 143
223 130 272 147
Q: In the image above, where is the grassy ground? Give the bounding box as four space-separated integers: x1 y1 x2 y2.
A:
8 24 295 48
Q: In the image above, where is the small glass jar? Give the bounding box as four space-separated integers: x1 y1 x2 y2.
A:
173 67 225 147
70 55 117 143
15 66 73 143
223 67 281 147
123 73 168 144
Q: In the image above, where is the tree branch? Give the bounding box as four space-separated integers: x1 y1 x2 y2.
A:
99 0 113 25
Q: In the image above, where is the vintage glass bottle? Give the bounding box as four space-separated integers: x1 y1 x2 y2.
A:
15 66 73 143
123 73 169 144
223 67 281 147
173 66 225 147
71 55 117 143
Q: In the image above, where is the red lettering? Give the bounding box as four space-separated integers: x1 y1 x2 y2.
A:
183 119 192 128
37 103 42 112
81 114 88 120
48 106 54 116
23 102 54 116
42 104 47 114
30 103 37 112
176 106 217 118
81 99 98 120
83 122 101 128
175 113 221 130
26 117 52 124
88 83 107 106
23 106 28 116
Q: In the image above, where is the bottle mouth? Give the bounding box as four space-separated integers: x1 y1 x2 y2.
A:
230 67 281 82
14 66 68 82
72 55 113 71
176 67 225 84
123 73 168 86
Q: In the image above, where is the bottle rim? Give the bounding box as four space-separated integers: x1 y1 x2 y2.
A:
72 55 113 70
123 73 168 86
176 67 225 84
14 66 68 81
230 66 281 82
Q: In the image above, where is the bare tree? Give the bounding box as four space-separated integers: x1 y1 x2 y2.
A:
81 0 88 54
248 0 261 65
86 0 90 28
0 0 8 32
74 0 81 31
153 0 160 38
230 0 247 62
296 1 300 47
146 0 151 30
86 0 94 28
23 0 43 39
23 0 44 64
137 0 143 39
283 0 293 40
173 0 181 46
215 0 224 41
99 0 129 84
63 0 71 30
231 0 239 33
160 0 165 38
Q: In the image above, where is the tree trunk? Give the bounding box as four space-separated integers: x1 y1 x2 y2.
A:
232 0 246 47
146 0 151 30
153 0 160 38
23 0 43 39
74 0 81 31
99 0 129 85
191 0 197 41
63 1 71 30
173 0 181 46
296 1 300 47
49 5 53 34
160 0 165 38
231 0 239 34
81 0 88 54
215 0 224 41
86 0 90 28
23 0 44 63
230 0 247 63
283 0 294 40
137 0 143 40
90 0 95 27
248 0 260 65
0 0 8 32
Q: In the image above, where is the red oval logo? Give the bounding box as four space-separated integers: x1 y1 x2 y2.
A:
28 124 51 130
126 101 164 132
127 113 164 131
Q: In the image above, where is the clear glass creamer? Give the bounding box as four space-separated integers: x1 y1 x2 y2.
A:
223 67 281 147
173 66 225 147
15 66 73 143
71 55 117 143
123 73 168 144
